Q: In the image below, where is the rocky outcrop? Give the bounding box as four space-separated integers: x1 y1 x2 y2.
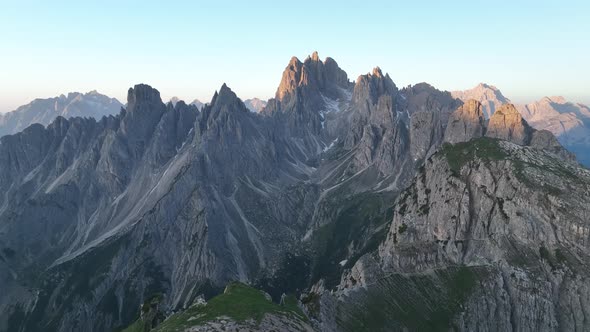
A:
485 103 533 145
530 129 577 162
443 99 485 144
443 99 575 164
263 52 352 137
344 67 398 149
0 90 122 137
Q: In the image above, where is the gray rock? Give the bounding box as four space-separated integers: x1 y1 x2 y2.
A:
443 99 485 144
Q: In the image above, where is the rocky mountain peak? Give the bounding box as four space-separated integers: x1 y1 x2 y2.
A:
276 57 304 101
485 103 533 145
127 84 163 111
443 99 485 144
212 83 244 110
274 52 350 104
451 83 510 118
310 50 320 62
343 68 399 161
353 68 397 106
372 66 384 77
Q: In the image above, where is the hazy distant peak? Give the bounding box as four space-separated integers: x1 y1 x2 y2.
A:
451 83 510 118
189 99 204 110
475 82 500 91
540 96 568 104
0 90 122 137
244 98 267 112
168 96 182 106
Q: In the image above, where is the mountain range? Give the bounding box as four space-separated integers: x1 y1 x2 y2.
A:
1 53 589 332
0 91 122 137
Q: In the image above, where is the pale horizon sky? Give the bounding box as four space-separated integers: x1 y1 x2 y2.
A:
1 0 589 112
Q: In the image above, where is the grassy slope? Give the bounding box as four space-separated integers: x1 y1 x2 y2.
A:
337 266 485 332
441 137 508 175
147 282 306 331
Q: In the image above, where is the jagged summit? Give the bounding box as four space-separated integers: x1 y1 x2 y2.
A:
262 52 353 139
353 67 397 106
209 83 246 111
274 52 351 103
310 50 320 62
127 84 163 109
372 66 384 77
486 103 532 145
443 99 485 144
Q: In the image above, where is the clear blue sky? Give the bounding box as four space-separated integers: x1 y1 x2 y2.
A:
1 0 588 111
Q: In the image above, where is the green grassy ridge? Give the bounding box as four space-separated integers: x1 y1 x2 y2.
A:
337 266 485 332
441 137 582 196
148 282 306 332
122 319 148 332
441 138 508 175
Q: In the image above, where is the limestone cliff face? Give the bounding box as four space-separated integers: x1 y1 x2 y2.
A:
486 103 533 145
314 138 590 331
263 52 353 143
443 99 485 144
344 67 398 149
303 96 583 332
443 99 575 163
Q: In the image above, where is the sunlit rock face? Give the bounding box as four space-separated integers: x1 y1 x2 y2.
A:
451 83 510 118
485 103 533 145
443 99 485 144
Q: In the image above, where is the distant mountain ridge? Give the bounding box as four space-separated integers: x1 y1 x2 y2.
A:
451 83 510 118
170 97 267 113
0 91 122 137
244 98 267 112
